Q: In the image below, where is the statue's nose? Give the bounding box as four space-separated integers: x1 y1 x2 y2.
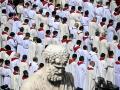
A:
55 58 61 64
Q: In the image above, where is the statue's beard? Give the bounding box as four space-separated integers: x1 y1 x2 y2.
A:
47 65 65 84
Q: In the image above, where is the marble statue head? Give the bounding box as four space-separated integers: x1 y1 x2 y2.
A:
43 44 69 83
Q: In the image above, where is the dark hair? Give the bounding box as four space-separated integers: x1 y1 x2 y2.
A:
9 13 14 17
85 31 89 36
5 60 10 66
109 19 113 24
19 27 24 32
85 10 89 15
76 40 81 45
39 63 44 68
64 4 69 7
78 6 82 11
52 11 56 16
24 19 29 23
25 33 30 37
100 53 105 57
14 66 19 71
113 35 118 40
118 56 120 61
10 32 15 37
92 47 97 52
83 45 87 50
79 26 84 30
4 27 9 31
53 31 58 35
63 35 67 39
46 30 51 35
95 31 100 36
22 55 27 60
40 23 44 27
2 9 6 13
79 56 84 61
108 51 114 57
62 17 67 23
5 45 11 50
102 17 106 22
37 38 42 43
23 70 28 76
39 9 43 14
72 54 77 58
0 59 4 63
33 57 38 62
55 15 59 20
46 12 49 17
71 6 75 10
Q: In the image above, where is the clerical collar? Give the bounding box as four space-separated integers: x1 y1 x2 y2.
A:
114 12 119 16
69 58 76 64
13 71 20 75
100 22 105 26
117 44 120 49
77 61 84 65
87 65 94 70
115 61 120 64
100 57 105 61
109 56 113 58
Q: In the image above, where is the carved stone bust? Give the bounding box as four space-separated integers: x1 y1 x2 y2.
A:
21 44 75 90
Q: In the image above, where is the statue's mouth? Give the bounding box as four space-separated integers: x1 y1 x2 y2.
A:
53 64 66 69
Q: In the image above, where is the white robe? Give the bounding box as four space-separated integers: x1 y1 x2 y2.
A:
11 74 21 90
69 12 76 29
6 4 15 14
19 61 29 78
12 20 22 33
16 4 24 14
99 60 107 79
6 18 14 33
16 34 24 58
2 67 12 88
37 30 45 40
99 39 108 55
114 61 120 88
0 13 7 29
80 16 90 32
77 63 87 90
89 51 100 77
10 58 20 71
22 24 30 33
0 66 4 87
29 61 38 75
87 66 96 90
83 2 95 20
36 14 43 29
98 23 107 35
103 6 112 22
106 58 115 83
95 6 104 23
92 36 100 54
29 28 38 38
7 38 17 51
79 50 91 65
106 26 116 43
59 23 69 39
22 39 31 56
35 43 44 64
89 21 99 37
65 61 78 88
3 51 16 60
1 32 8 48
27 42 36 63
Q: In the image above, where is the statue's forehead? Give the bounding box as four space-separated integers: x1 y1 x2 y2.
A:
44 45 68 54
